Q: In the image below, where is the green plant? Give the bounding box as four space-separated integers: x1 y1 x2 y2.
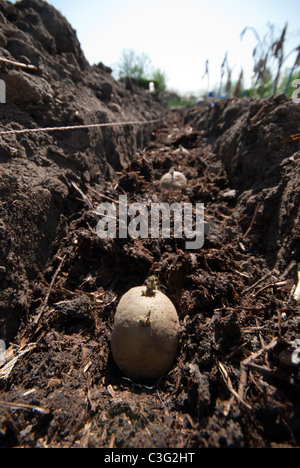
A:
218 53 227 96
151 68 167 93
241 23 299 98
271 23 288 94
141 275 158 296
166 95 195 107
115 49 167 93
202 59 210 98
279 67 300 96
116 49 151 80
241 24 274 98
284 46 300 94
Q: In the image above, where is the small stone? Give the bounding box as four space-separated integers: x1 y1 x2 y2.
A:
221 189 236 199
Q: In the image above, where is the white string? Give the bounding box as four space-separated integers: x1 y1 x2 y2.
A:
0 117 162 137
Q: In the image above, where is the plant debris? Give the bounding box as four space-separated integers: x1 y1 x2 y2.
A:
0 0 299 449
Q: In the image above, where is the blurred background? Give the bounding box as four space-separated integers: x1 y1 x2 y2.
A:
11 0 300 102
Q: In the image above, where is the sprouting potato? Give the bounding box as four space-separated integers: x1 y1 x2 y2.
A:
111 277 180 382
160 167 187 190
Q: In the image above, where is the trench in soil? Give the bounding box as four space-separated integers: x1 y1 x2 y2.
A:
0 108 299 448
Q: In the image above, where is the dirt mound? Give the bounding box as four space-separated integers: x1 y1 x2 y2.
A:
0 0 299 450
186 96 300 270
0 0 164 339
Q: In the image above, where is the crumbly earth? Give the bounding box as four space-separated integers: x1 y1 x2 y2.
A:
0 0 300 449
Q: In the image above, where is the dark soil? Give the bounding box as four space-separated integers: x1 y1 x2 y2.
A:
0 0 300 449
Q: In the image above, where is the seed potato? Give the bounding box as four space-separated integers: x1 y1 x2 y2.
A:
111 285 180 382
160 168 187 190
